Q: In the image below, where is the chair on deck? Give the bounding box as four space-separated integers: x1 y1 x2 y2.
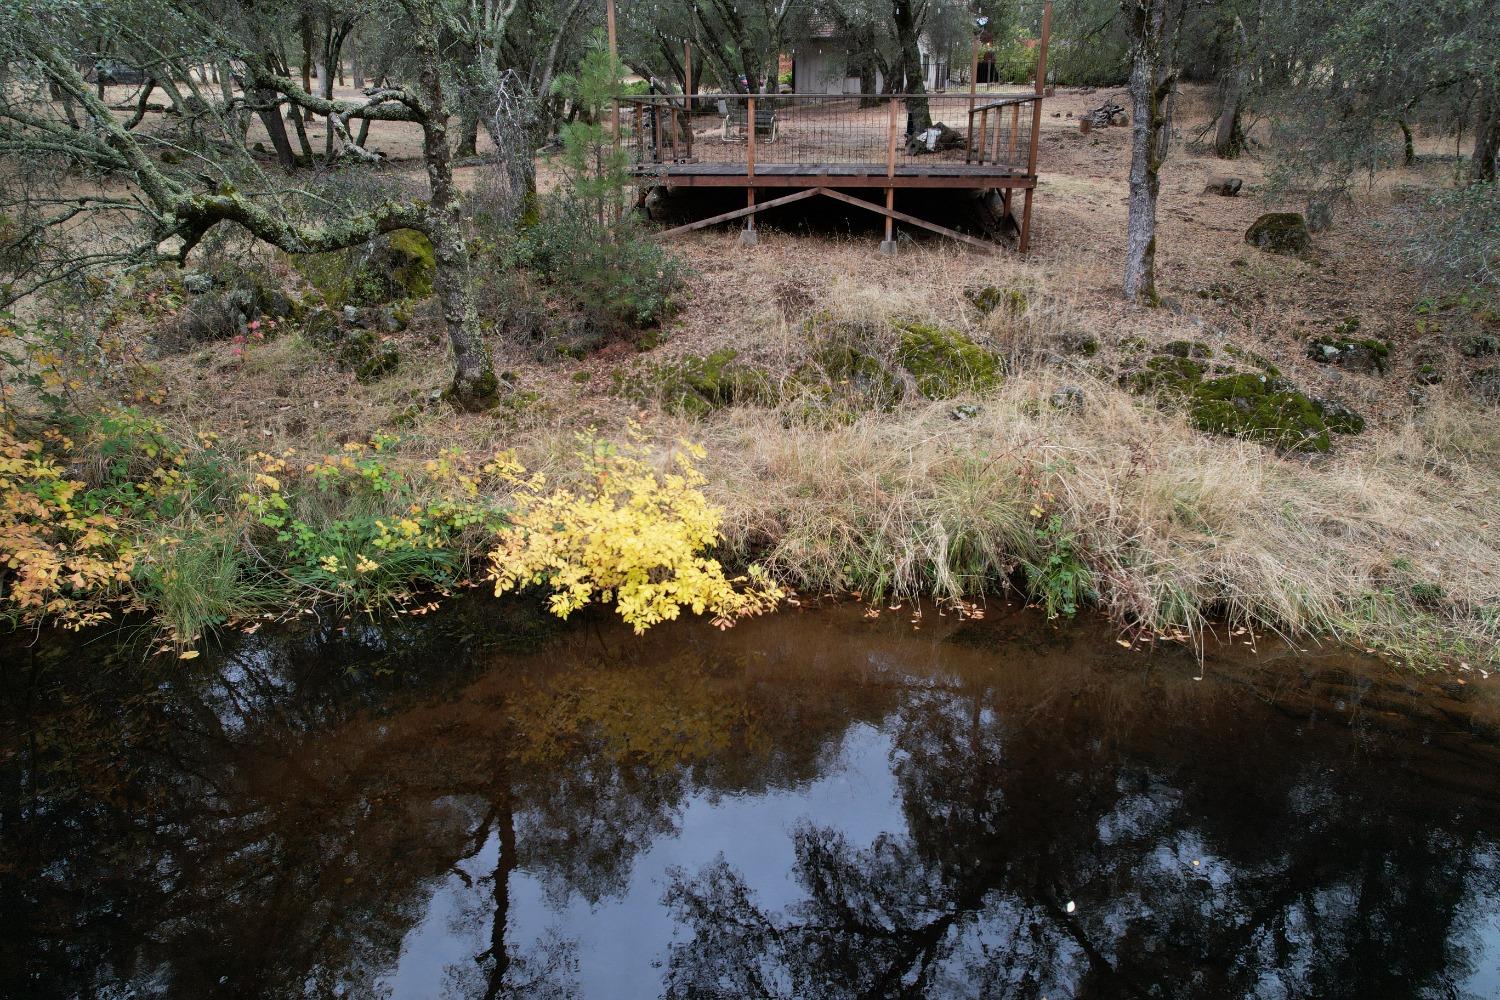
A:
719 99 778 142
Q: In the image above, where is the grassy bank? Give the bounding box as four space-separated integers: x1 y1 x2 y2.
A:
699 375 1500 667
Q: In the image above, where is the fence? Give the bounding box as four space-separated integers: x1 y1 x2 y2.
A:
621 92 1039 175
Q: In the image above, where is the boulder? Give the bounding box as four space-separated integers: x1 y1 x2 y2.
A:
1310 397 1365 434
1460 335 1499 358
1203 176 1243 197
1245 213 1311 256
294 229 436 308
1188 373 1331 453
1305 337 1390 375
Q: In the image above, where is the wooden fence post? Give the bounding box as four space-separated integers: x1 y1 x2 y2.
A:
1020 1 1052 254
882 97 899 252
744 95 757 245
607 0 621 219
966 35 980 162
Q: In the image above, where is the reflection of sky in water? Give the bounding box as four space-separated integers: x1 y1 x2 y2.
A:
382 721 904 998
1458 850 1500 997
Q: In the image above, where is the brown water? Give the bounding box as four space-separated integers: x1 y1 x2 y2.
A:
2 599 1498 999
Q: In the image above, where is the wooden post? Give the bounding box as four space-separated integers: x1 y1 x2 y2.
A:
977 108 989 165
882 98 898 251
744 95 757 244
746 95 756 177
607 0 621 218
684 39 694 159
1008 102 1020 163
1020 1 1052 254
966 35 980 162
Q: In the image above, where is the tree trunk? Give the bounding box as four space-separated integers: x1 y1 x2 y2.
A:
410 7 499 410
1123 0 1179 303
300 15 313 95
893 0 931 132
351 38 364 90
1399 118 1415 167
1213 17 1248 159
253 85 297 168
287 104 315 162
1471 89 1499 184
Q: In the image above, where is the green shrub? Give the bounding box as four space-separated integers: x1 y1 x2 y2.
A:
1023 515 1094 619
510 206 684 341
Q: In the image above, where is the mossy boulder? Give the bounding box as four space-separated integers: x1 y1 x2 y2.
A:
336 329 400 383
619 348 772 418
805 342 905 408
1306 337 1390 375
1311 397 1365 434
964 285 1027 316
1188 373 1331 452
1245 212 1311 256
1470 367 1500 406
294 229 436 308
894 322 1001 398
1124 355 1205 397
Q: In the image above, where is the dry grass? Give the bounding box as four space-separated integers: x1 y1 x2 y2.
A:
697 374 1500 664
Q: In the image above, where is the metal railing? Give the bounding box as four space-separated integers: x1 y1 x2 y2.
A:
621 92 1039 174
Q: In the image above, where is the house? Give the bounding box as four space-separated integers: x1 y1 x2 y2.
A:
788 19 953 95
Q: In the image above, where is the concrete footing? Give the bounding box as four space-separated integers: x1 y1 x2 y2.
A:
878 239 898 256
740 228 758 247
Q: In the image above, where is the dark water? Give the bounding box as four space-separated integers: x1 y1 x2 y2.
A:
3 599 1499 1000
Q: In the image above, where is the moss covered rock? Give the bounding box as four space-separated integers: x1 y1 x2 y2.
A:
1245 212 1311 256
1460 335 1499 358
1124 355 1205 397
620 348 772 418
1311 397 1365 434
964 285 1027 315
893 322 1001 398
1188 373 1331 452
294 229 436 308
1306 337 1390 375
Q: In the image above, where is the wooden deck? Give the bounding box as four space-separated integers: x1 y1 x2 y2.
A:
621 4 1051 253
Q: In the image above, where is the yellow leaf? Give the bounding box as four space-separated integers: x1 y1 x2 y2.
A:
179 649 200 660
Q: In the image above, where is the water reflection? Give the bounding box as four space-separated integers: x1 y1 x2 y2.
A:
2 601 1497 999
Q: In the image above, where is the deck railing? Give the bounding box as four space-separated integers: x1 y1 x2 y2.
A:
621 92 1038 175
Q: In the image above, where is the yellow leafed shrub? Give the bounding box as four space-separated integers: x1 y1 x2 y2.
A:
0 426 134 628
489 432 782 633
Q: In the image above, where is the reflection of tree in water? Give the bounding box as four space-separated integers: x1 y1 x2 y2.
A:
0 606 895 1000
7 606 1500 999
664 677 1500 999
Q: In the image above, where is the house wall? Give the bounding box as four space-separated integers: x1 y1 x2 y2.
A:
791 45 859 94
790 34 951 94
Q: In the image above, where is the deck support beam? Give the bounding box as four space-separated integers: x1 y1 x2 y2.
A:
654 186 825 239
653 186 998 254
